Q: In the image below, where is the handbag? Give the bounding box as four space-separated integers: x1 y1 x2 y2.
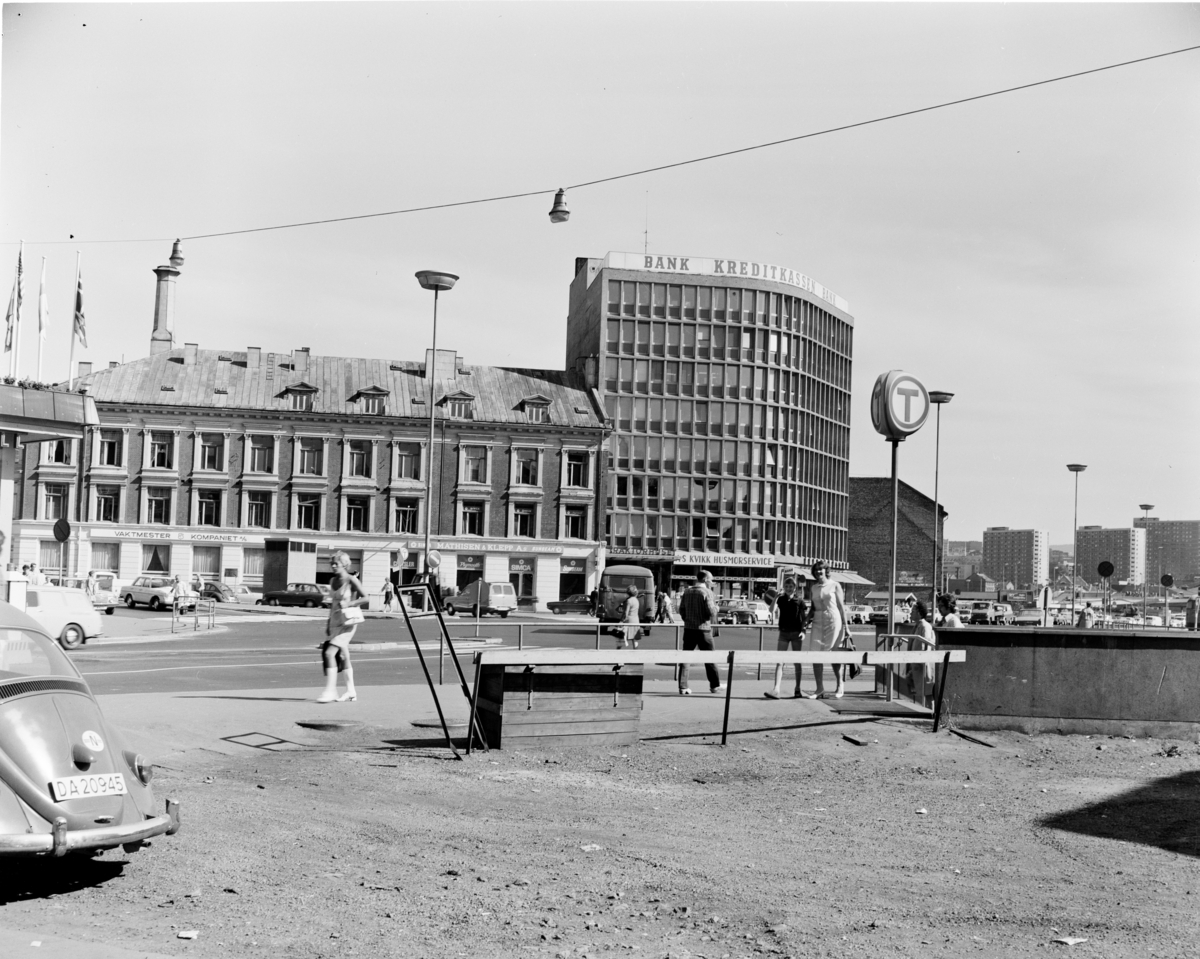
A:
341 605 365 626
839 631 862 679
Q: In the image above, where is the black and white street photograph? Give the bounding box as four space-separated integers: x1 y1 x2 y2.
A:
0 3 1197 957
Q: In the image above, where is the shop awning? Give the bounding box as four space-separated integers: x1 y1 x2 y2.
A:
833 571 875 587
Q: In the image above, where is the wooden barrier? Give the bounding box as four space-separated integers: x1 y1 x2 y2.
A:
468 648 965 751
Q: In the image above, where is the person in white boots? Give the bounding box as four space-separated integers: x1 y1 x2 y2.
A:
317 551 368 703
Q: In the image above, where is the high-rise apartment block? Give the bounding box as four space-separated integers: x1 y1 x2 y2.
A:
981 527 1049 588
1076 526 1146 586
1133 517 1200 586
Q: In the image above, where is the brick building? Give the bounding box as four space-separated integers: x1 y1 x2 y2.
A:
847 477 947 597
981 527 1049 589
1076 526 1145 587
1133 517 1200 587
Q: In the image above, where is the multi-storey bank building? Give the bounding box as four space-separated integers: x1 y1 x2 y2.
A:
981 527 1049 589
13 246 606 609
566 252 854 597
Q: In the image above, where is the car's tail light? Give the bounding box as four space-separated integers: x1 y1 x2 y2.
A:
125 751 154 784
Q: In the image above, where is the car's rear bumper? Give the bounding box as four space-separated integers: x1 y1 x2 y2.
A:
0 798 180 857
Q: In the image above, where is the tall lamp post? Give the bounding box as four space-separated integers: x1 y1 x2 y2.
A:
928 391 953 611
1139 503 1153 624
415 270 459 595
1067 464 1087 625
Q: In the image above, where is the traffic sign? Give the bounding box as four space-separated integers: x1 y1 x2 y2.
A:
53 518 71 543
1097 561 1114 579
871 370 930 441
1161 573 1174 588
426 549 442 570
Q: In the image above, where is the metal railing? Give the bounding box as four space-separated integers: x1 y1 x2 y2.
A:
170 598 217 633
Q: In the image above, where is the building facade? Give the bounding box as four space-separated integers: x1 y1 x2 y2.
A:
565 252 854 598
846 477 947 596
1133 517 1200 587
1076 526 1145 587
981 527 1049 589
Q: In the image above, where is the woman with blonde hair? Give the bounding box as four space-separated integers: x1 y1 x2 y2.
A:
808 559 851 699
318 551 368 703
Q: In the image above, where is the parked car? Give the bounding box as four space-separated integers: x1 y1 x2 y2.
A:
444 579 518 618
260 583 331 608
717 599 749 624
122 576 197 612
546 593 594 615
1169 613 1186 629
24 586 105 649
201 581 257 604
0 599 180 856
968 602 1014 625
64 572 119 615
1013 608 1048 627
846 604 874 625
742 600 772 624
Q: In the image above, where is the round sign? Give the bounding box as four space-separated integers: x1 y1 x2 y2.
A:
53 518 71 543
395 546 409 563
81 730 105 752
1097 561 1115 579
426 549 442 570
1161 573 1174 588
871 370 930 441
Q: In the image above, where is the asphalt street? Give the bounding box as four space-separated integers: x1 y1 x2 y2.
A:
71 607 873 697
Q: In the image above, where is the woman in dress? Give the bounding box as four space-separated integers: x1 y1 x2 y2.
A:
908 600 936 701
318 551 368 703
808 560 851 699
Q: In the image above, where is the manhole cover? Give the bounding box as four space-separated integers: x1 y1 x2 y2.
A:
296 719 365 732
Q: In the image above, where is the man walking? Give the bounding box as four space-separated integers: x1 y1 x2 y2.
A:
678 570 724 695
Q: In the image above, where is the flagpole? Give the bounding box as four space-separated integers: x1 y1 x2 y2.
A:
37 256 47 382
12 241 23 380
68 252 80 388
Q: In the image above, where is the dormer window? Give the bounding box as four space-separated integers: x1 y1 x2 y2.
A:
279 382 319 412
519 394 552 424
442 390 475 420
350 386 389 416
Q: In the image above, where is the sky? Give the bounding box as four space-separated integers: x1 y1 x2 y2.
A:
2 2 1197 547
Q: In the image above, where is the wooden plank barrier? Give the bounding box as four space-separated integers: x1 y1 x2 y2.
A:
468 648 965 751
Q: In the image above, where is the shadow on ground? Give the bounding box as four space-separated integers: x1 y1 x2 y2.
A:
1040 769 1200 858
0 856 128 904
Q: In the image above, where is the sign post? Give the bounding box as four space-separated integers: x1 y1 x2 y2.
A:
1097 561 1114 629
1161 573 1174 629
870 371 930 638
53 518 71 586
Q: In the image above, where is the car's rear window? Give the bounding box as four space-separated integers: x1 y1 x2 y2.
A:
603 576 651 591
0 628 79 679
493 584 515 595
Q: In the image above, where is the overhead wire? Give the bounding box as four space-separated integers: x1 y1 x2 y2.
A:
4 41 1198 248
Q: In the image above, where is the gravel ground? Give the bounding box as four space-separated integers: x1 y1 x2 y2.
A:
3 717 1199 958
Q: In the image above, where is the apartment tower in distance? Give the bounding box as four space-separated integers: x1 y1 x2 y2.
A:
1133 516 1200 587
1076 526 1146 587
981 527 1049 589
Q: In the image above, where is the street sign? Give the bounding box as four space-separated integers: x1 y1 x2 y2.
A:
871 370 930 441
53 518 71 543
1161 573 1174 588
427 549 442 570
1097 561 1114 579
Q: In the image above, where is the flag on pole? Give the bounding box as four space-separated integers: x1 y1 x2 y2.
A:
73 261 87 348
4 247 23 353
38 258 48 342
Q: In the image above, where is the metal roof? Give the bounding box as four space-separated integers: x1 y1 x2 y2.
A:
76 349 603 429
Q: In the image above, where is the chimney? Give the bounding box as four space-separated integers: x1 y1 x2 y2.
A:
246 347 261 369
294 347 310 374
150 240 184 356
108 361 118 369
184 342 198 365
77 361 93 378
423 348 458 380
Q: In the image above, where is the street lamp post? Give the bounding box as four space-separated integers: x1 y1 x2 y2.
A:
928 391 953 612
1139 503 1153 624
415 270 459 602
1067 464 1087 625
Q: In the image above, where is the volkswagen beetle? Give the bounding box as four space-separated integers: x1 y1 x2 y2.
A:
0 600 179 857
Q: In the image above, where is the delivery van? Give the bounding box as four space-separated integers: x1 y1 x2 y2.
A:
598 565 655 624
444 579 518 618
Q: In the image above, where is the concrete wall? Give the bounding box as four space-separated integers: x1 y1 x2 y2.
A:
937 626 1200 740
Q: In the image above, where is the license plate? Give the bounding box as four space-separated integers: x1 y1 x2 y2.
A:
49 773 127 801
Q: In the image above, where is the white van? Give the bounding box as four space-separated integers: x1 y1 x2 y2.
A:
24 586 105 649
444 580 518 618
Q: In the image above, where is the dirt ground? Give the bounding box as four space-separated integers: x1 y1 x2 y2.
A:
3 714 1200 959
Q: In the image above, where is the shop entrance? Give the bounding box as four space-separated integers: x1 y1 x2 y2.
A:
559 556 587 600
509 556 536 607
457 553 484 591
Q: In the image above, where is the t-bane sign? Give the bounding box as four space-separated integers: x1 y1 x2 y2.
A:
603 252 849 313
871 370 929 441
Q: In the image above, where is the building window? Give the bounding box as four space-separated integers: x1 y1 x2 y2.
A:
289 391 314 412
512 503 537 538
99 431 123 466
246 491 271 528
565 450 589 487
44 484 68 520
447 398 474 419
526 404 549 424
150 432 173 469
199 434 224 471
249 436 274 473
345 496 369 532
147 487 172 525
196 489 221 526
396 443 421 480
95 486 120 523
298 437 323 475
394 498 419 534
142 544 171 573
463 446 487 483
193 546 220 577
347 440 372 478
564 506 587 540
462 502 485 536
91 542 119 572
296 494 321 530
49 440 72 465
514 449 538 485
361 394 385 415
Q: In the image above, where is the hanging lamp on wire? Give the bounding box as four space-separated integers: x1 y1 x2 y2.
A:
548 188 570 224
